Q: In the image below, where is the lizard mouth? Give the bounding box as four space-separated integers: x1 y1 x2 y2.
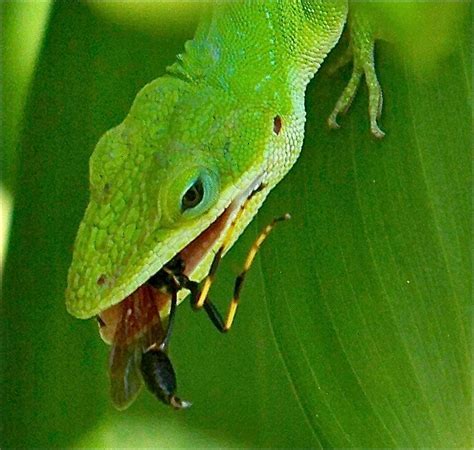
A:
97 175 264 409
97 175 264 346
97 177 262 409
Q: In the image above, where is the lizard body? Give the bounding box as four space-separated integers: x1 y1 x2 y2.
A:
66 0 384 409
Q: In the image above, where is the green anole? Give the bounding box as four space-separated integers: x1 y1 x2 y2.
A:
66 1 384 410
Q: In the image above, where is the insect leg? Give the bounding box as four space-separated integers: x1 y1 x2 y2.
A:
148 258 185 351
190 213 291 333
192 247 223 309
160 287 177 351
222 213 291 331
191 195 253 310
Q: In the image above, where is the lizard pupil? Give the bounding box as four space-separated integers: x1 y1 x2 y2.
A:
182 179 204 211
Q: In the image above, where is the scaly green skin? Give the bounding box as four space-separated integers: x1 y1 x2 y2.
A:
66 1 383 319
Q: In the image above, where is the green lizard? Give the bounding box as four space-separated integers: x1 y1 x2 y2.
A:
66 0 384 410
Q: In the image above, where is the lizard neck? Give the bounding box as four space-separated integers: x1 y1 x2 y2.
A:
167 1 348 102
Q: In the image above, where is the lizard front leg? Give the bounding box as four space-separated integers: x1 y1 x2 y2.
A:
328 8 385 138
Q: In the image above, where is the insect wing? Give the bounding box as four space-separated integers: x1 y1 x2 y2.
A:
109 285 167 410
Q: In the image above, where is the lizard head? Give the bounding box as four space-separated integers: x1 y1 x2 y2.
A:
66 76 293 319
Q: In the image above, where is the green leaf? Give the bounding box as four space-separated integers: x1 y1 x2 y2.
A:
255 37 471 447
1 2 470 448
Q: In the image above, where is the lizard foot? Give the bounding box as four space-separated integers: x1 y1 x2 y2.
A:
327 11 385 139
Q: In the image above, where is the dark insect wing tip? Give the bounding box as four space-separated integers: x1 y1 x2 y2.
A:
109 342 144 410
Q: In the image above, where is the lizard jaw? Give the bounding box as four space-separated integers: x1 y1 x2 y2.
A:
178 174 264 277
95 174 265 409
97 174 264 344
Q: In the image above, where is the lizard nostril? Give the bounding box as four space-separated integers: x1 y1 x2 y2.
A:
97 274 107 286
273 115 282 135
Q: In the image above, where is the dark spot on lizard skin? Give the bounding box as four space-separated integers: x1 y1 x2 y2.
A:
273 115 282 135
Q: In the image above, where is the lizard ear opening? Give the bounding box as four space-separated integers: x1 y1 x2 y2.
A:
273 115 282 135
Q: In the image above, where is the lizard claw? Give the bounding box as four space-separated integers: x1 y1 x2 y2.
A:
327 113 341 130
327 59 384 138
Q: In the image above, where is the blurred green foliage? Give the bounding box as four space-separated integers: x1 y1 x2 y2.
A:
1 1 471 448
1 0 51 192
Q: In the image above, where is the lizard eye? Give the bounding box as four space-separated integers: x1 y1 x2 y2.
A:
181 179 204 211
179 168 220 220
160 167 220 226
180 168 219 218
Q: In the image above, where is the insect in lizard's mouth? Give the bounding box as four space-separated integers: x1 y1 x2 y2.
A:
98 175 264 343
96 175 264 409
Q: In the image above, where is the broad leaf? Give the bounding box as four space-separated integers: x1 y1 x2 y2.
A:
1 2 470 447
